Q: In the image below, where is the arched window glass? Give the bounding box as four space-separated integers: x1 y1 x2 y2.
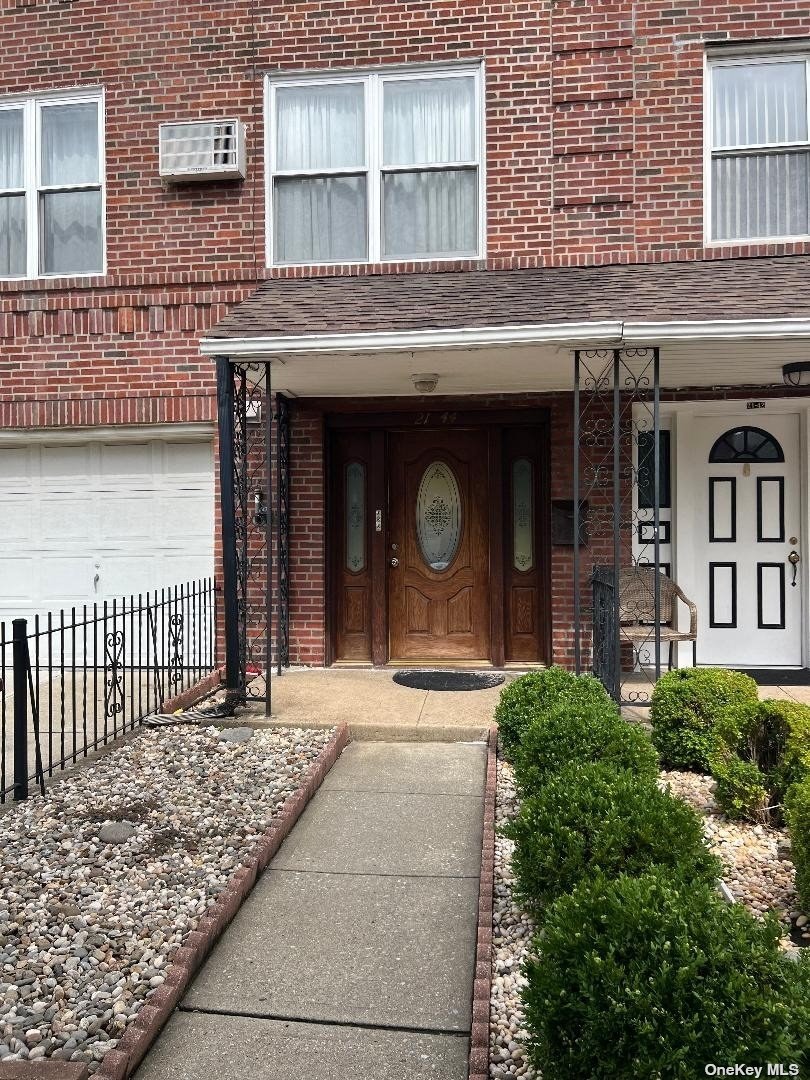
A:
708 426 784 463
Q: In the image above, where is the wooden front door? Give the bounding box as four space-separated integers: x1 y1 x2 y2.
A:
388 429 491 662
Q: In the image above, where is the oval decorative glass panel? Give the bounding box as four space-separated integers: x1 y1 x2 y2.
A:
345 461 366 572
512 458 533 571
416 461 461 572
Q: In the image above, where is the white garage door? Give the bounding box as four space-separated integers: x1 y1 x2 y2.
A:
0 434 215 626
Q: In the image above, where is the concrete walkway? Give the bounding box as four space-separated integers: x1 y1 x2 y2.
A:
135 740 487 1080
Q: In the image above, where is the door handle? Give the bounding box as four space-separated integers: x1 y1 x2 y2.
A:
788 549 800 587
390 557 399 567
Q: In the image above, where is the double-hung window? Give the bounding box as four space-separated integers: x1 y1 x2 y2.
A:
267 66 483 265
0 91 104 279
708 56 810 242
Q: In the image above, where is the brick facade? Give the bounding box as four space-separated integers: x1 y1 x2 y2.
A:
3 0 809 668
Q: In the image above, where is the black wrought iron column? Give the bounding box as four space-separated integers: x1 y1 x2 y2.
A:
573 347 663 705
216 355 242 706
276 393 290 676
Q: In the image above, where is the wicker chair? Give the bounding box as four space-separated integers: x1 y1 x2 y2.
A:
618 567 698 670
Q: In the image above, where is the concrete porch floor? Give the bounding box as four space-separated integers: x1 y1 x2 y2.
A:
240 667 514 741
238 668 810 740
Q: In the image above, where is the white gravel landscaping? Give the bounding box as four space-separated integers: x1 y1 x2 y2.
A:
490 756 535 1080
660 769 808 939
0 723 333 1071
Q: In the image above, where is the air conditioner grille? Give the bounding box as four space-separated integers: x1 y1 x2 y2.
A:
159 119 246 181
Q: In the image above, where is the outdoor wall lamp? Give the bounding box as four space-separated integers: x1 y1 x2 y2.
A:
782 362 810 387
412 373 439 393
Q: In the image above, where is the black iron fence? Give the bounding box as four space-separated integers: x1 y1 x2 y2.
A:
0 578 218 803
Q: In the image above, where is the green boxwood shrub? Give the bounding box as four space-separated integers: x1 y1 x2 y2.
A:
504 762 720 912
785 774 810 912
708 698 810 822
650 667 759 771
494 668 610 759
522 869 810 1079
512 698 658 797
710 752 770 822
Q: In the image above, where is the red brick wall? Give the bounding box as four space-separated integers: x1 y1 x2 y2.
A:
4 0 810 670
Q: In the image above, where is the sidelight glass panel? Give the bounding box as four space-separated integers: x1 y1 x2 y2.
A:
512 458 533 572
345 462 366 572
416 461 461 572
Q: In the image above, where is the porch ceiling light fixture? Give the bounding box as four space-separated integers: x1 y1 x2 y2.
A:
412 373 439 394
783 361 810 387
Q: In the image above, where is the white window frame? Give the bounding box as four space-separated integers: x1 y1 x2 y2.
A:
265 63 486 267
705 53 810 245
0 88 106 280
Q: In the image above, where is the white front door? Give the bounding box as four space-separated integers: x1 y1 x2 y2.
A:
693 414 802 667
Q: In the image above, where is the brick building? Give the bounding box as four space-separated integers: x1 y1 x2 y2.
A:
3 0 810 689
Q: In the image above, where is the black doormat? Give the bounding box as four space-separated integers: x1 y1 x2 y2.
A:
393 670 506 692
732 668 810 686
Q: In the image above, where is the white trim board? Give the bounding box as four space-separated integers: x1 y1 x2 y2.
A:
201 317 810 358
0 423 215 446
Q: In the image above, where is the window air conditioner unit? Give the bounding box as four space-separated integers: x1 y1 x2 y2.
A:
159 119 246 181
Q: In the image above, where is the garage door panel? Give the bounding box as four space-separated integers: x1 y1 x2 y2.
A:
166 441 213 474
0 498 33 540
100 442 153 476
40 557 94 604
161 553 216 584
157 494 214 539
100 497 153 540
0 558 36 601
40 496 95 542
0 435 214 625
41 444 92 478
0 447 30 482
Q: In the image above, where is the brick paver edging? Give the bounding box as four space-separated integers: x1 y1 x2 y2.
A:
77 722 351 1080
469 724 497 1080
160 667 224 714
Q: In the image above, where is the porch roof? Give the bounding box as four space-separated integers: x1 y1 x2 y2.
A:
203 255 810 349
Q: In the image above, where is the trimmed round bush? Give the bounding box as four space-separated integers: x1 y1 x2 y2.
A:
710 751 770 822
786 774 810 912
650 667 759 771
494 668 610 759
504 762 720 912
708 698 810 822
522 869 810 1079
512 698 658 797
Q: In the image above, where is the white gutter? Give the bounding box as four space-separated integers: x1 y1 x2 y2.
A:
199 316 810 358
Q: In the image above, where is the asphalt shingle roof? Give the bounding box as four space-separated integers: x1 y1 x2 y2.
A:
204 256 810 340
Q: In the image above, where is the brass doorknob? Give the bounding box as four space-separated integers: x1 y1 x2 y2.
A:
390 557 399 567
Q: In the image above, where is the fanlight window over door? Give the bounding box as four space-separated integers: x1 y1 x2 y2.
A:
709 426 785 463
416 461 461 571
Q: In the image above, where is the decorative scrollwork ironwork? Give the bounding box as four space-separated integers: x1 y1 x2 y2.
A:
168 612 184 687
104 629 125 719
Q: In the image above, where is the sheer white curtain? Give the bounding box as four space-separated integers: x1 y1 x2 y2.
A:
274 175 366 263
41 102 99 185
382 77 478 257
276 83 364 170
274 83 366 262
383 77 475 165
712 62 810 240
39 103 101 273
0 109 25 275
383 170 477 257
41 189 102 275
